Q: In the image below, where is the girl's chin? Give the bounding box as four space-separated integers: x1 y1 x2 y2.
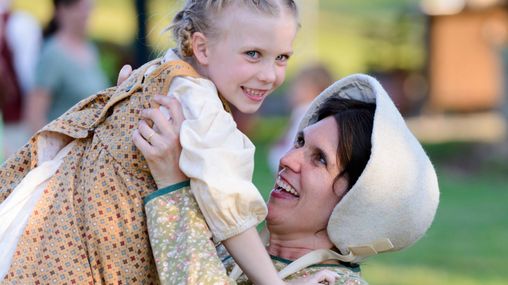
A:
234 101 262 114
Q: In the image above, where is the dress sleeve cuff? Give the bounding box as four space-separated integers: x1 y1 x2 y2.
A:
212 216 263 242
143 180 190 205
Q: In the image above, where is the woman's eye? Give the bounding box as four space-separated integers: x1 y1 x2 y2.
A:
313 152 327 166
294 134 304 148
245 50 260 59
318 154 327 166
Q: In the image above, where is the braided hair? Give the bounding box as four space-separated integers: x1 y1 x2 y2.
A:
169 0 298 57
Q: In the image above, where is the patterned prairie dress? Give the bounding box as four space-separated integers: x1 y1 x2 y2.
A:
0 49 266 284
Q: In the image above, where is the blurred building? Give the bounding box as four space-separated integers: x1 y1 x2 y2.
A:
422 0 508 112
406 0 508 143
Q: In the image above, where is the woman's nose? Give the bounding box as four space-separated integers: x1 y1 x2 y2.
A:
279 147 301 173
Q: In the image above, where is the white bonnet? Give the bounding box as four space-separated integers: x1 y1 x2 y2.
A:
298 74 440 263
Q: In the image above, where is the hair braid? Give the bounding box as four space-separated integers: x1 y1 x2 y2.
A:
169 0 298 57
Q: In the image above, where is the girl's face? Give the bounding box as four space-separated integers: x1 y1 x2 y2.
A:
266 117 349 236
202 5 298 114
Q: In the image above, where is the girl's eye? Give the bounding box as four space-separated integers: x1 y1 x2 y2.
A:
276 54 290 63
294 133 304 148
245 50 260 59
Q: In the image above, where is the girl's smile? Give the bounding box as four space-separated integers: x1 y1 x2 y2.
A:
197 4 298 114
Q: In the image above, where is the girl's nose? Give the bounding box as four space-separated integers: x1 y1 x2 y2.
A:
257 63 277 84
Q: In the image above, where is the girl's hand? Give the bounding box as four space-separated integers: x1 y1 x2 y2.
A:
132 95 188 188
285 270 339 285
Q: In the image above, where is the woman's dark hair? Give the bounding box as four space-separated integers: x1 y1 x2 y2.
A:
43 0 81 39
316 97 375 191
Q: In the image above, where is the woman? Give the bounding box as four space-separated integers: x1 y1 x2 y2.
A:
25 0 108 132
136 74 440 283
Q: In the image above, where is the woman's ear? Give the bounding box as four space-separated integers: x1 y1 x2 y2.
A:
333 176 349 200
192 32 209 65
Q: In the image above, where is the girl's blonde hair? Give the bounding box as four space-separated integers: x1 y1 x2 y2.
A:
170 0 298 57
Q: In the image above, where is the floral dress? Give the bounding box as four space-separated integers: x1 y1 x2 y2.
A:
218 239 368 285
145 182 234 284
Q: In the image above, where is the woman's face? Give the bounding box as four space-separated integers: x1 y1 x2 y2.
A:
266 116 349 236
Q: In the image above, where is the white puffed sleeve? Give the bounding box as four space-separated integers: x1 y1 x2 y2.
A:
168 76 267 241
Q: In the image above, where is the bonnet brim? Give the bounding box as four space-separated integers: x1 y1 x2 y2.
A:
298 74 439 263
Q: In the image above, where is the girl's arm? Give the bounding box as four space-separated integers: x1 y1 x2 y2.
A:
223 227 285 285
223 229 340 285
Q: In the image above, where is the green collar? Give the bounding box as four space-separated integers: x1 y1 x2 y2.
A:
270 255 362 273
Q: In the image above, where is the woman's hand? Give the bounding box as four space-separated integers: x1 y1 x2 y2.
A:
285 269 339 285
117 64 132 86
132 95 188 188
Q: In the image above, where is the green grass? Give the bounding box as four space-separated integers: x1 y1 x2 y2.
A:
363 170 508 284
251 123 508 285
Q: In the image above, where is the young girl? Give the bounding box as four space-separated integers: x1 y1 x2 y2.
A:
136 0 340 284
134 0 301 284
1 0 336 284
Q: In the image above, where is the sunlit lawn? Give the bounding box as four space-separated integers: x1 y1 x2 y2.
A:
362 169 508 285
252 123 508 285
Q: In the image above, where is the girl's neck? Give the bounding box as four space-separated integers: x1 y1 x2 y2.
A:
266 230 335 261
184 56 209 78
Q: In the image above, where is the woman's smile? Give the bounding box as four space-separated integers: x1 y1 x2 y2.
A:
271 175 300 200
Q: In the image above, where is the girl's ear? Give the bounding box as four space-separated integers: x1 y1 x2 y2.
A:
192 32 209 65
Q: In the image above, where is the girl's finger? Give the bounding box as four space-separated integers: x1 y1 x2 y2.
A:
313 270 339 284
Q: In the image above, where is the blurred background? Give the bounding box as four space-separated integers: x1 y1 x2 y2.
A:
2 0 507 284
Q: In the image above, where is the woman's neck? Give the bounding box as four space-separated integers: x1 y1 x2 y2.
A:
266 230 335 261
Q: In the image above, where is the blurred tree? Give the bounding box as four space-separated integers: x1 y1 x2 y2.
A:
134 0 149 67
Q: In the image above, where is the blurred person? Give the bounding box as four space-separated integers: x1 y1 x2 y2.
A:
25 0 108 133
269 62 333 172
0 0 41 158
